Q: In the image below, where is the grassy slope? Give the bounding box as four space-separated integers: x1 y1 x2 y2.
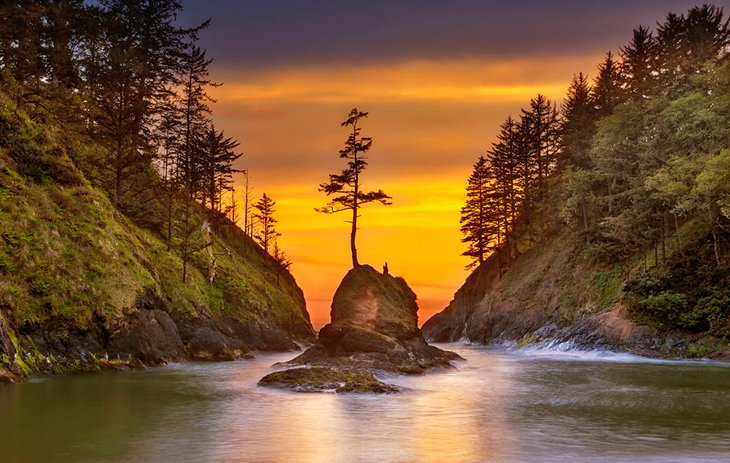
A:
0 99 314 380
424 217 729 358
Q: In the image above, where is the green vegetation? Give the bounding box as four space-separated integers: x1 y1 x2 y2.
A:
0 1 314 380
0 94 313 379
455 5 730 341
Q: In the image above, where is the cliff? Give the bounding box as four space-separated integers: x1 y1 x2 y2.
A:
0 99 315 382
423 221 730 360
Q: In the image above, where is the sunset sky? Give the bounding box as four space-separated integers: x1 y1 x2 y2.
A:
178 0 730 328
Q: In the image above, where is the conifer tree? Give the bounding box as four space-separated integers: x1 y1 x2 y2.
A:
253 193 280 254
175 41 216 282
317 108 392 268
488 116 521 260
561 72 597 169
200 125 242 211
84 0 205 213
655 5 730 96
592 51 623 116
521 94 561 194
460 156 496 269
620 25 657 100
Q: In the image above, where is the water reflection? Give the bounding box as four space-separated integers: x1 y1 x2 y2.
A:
1 346 730 463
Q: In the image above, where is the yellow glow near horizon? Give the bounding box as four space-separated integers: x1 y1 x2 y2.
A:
209 54 603 328
213 56 585 105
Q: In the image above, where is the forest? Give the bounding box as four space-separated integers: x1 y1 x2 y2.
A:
0 0 289 281
459 4 730 335
2 1 729 338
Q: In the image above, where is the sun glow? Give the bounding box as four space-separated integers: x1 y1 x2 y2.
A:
210 54 602 327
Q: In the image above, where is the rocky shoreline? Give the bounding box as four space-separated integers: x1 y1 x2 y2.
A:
423 300 730 361
0 288 314 383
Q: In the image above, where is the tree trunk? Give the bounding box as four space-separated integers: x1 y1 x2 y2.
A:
350 209 359 268
181 196 194 283
674 213 681 245
351 122 360 268
497 226 503 279
711 223 721 268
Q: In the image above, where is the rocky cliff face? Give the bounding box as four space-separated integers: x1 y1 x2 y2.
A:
422 226 730 360
259 265 460 393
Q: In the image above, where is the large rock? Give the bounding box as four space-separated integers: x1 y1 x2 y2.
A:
260 265 460 393
329 265 420 341
106 309 185 365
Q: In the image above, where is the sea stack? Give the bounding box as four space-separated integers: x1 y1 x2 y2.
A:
259 265 460 393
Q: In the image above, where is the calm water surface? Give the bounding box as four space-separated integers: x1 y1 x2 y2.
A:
1 344 729 463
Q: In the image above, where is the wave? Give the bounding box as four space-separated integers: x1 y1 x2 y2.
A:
455 339 730 366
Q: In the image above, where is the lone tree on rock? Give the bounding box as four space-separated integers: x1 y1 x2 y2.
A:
317 108 392 268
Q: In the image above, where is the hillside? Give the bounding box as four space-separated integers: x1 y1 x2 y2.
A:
423 215 730 359
0 101 315 382
424 6 730 360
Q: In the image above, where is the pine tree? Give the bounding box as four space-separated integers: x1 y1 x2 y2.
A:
200 125 241 211
488 116 522 260
84 0 204 212
175 41 216 282
655 5 730 96
460 156 497 269
272 239 291 270
592 51 623 116
317 108 392 268
561 72 597 169
521 94 561 194
620 25 657 100
253 193 281 254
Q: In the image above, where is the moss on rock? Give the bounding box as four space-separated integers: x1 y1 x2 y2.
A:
259 366 399 393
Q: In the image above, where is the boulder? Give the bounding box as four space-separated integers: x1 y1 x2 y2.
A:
106 309 185 365
329 265 420 341
259 366 398 393
186 327 252 361
260 265 460 393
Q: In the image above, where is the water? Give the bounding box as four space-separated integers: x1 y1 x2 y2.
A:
1 344 729 463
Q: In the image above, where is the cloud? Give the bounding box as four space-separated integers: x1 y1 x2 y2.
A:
232 104 286 120
179 0 719 70
211 57 590 105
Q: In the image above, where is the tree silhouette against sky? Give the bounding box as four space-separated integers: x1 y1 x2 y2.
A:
317 108 392 268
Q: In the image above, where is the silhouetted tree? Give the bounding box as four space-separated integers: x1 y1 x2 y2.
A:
200 124 241 211
561 72 597 170
175 41 215 282
460 156 497 269
655 5 730 97
620 25 657 100
253 193 280 254
488 116 522 260
317 108 392 268
592 51 623 116
521 94 561 195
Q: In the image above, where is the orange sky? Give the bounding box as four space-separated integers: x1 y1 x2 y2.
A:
206 56 602 328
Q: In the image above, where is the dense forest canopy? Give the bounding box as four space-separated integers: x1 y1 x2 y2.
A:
0 0 288 280
1 1 729 335
459 4 730 333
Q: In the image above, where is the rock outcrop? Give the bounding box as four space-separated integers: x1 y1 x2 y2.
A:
422 225 730 361
259 265 460 393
